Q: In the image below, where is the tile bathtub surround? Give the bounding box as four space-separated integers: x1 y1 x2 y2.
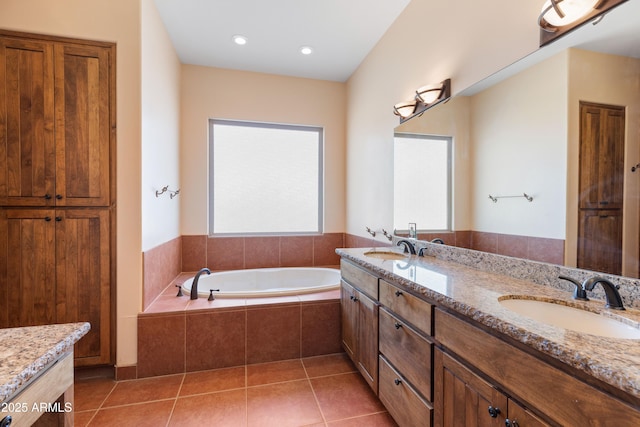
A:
74 354 396 427
142 236 183 310
137 283 342 378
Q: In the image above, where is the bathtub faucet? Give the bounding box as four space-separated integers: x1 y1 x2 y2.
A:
191 268 211 300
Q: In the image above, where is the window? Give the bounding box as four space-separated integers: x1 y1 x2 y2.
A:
209 119 323 235
393 133 452 232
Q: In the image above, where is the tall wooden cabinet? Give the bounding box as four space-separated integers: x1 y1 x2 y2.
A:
578 102 625 275
0 31 115 367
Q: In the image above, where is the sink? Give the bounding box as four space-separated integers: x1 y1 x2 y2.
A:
363 250 408 260
498 297 640 339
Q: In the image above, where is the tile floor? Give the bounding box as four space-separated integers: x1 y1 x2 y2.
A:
74 353 398 427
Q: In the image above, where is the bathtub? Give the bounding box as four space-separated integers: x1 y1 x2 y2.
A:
182 267 341 298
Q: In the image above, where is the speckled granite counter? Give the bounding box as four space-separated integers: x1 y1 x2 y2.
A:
0 322 90 403
337 247 640 401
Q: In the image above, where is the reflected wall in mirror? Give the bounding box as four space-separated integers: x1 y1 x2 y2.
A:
393 0 640 278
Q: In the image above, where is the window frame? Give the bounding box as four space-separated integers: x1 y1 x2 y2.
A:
393 132 453 234
208 118 324 237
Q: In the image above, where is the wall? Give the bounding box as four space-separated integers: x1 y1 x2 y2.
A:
0 0 143 367
470 51 568 239
141 0 182 251
567 49 640 276
179 65 346 236
345 0 542 242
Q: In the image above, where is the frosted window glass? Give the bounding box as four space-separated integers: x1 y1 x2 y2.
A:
394 134 451 232
210 120 323 235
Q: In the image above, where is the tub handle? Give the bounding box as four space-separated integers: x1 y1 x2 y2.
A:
175 284 184 297
208 289 221 301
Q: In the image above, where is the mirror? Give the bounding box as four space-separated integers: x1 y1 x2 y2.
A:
394 0 640 278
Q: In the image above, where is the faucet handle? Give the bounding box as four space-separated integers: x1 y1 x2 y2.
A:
208 289 221 301
175 284 184 297
559 275 589 301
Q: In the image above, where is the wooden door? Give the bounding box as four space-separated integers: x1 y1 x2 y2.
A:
578 102 625 274
434 349 507 427
357 290 379 393
0 208 56 328
341 280 358 361
54 43 112 207
0 37 55 206
55 208 111 366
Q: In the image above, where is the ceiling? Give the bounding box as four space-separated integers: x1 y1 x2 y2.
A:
154 0 412 82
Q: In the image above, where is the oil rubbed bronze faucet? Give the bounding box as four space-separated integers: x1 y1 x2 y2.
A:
191 268 211 300
582 276 625 310
396 239 416 255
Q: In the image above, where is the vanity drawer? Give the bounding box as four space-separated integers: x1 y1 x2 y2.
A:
434 308 640 426
379 355 432 427
380 280 432 335
379 307 433 401
340 259 378 299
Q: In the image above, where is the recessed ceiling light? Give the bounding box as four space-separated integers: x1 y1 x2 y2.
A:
233 35 248 45
300 46 313 55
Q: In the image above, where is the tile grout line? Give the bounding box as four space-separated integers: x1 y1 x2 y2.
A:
302 359 328 426
165 373 187 426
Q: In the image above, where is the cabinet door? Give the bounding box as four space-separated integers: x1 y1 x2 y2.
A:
55 208 111 365
341 280 358 361
434 349 507 427
0 208 56 327
579 102 625 210
578 209 622 275
507 399 550 427
357 290 379 393
54 43 113 207
0 37 55 206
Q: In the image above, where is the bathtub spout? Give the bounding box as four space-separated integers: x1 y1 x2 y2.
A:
191 268 211 300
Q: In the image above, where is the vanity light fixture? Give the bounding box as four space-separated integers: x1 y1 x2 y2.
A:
393 78 451 123
538 0 628 46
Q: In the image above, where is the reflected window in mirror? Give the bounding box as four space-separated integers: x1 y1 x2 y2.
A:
393 133 452 235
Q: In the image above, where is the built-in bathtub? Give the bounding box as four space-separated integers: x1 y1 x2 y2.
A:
137 266 343 378
182 267 341 298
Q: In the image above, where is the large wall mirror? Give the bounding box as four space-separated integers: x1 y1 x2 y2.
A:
394 0 640 278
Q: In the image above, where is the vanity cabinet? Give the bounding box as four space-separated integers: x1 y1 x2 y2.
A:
378 280 434 426
340 260 379 392
434 308 640 426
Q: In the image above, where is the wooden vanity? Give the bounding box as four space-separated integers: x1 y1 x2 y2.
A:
0 323 89 426
337 249 640 426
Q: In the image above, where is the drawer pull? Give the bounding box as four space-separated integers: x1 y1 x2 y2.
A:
0 415 12 426
505 419 519 427
394 378 402 385
488 406 501 418
394 322 403 329
395 290 403 297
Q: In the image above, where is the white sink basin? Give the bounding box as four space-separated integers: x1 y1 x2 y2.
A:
363 250 408 260
498 297 640 339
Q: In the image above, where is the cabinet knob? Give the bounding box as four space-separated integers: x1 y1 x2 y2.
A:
505 419 519 427
488 406 501 418
394 378 402 386
45 216 52 222
395 290 403 297
55 216 62 222
55 194 63 200
43 194 52 200
0 415 12 426
394 322 403 329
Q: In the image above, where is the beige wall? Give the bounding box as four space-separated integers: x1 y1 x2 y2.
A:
470 51 568 239
567 49 640 276
141 0 182 252
345 0 541 242
180 66 346 235
0 0 142 367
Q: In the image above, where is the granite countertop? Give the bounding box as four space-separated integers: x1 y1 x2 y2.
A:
337 247 640 401
0 322 90 403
